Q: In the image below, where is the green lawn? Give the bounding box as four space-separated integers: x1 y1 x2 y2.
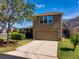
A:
58 39 79 59
0 39 32 54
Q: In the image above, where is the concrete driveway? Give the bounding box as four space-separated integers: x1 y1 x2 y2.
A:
6 40 58 59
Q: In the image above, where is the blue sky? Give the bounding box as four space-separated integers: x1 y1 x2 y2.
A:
13 0 79 28
24 0 79 19
13 21 33 28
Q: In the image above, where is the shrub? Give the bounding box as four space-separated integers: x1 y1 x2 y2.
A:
0 37 4 41
11 32 25 40
0 37 3 40
70 33 79 51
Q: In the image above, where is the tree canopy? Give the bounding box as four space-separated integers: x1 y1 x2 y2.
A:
0 0 35 26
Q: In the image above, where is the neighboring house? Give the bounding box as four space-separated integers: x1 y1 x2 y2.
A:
18 27 33 38
68 16 79 35
33 12 63 41
13 21 33 38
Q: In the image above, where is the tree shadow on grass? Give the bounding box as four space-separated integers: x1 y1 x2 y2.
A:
60 48 73 51
0 54 30 59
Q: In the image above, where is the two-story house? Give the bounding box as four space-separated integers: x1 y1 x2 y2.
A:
33 12 63 41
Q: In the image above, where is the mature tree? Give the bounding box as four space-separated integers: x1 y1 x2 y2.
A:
62 19 70 38
0 0 35 44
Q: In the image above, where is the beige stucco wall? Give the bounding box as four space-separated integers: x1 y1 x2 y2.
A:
33 14 62 41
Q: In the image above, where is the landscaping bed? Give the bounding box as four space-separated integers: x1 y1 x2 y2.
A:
0 32 32 53
58 39 79 59
0 39 32 54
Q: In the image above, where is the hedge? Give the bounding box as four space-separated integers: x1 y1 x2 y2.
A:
11 32 25 40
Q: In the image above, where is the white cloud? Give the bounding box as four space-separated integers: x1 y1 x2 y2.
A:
53 8 57 10
35 4 45 8
77 1 79 4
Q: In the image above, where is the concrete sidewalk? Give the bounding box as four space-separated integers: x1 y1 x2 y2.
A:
5 40 58 59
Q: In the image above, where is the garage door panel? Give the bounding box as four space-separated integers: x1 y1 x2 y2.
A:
37 31 58 41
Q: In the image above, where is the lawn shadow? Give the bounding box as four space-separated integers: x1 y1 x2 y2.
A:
60 48 73 51
0 54 29 59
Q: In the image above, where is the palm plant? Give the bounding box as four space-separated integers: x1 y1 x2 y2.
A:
0 0 35 45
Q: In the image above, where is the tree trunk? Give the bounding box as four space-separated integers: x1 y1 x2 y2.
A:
7 22 10 45
73 44 76 51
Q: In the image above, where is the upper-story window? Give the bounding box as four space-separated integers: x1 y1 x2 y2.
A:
39 16 53 24
40 17 43 23
44 16 47 23
47 16 53 24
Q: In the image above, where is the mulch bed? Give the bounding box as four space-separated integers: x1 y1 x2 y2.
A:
0 40 17 47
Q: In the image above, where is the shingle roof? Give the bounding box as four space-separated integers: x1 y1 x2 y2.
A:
68 16 79 29
72 25 79 29
35 12 63 16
